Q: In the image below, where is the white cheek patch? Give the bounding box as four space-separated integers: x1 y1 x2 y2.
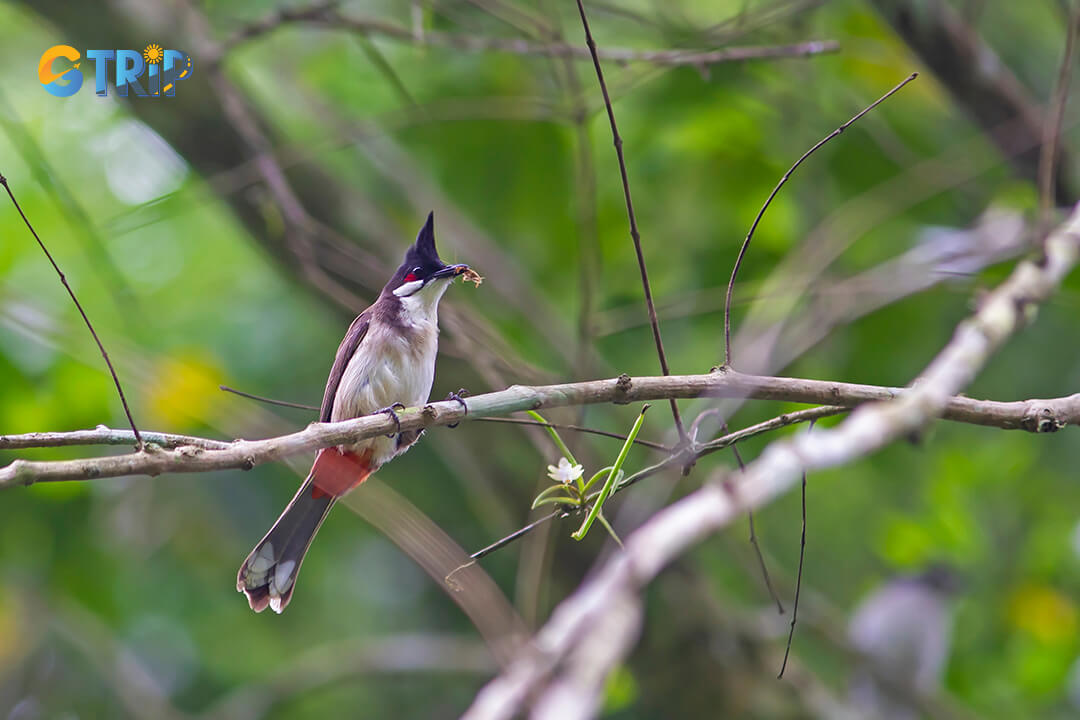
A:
393 279 424 297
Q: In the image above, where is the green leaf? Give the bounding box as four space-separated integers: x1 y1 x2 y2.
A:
532 495 582 509
581 465 615 494
596 510 624 548
531 483 581 509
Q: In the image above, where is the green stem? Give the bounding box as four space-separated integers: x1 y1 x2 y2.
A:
528 410 578 466
573 404 649 541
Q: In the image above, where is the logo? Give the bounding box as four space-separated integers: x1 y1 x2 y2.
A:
39 44 193 98
39 45 83 97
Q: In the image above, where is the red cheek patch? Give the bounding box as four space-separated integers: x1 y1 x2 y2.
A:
403 272 418 283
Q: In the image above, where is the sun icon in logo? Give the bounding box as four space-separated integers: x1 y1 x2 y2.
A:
143 44 164 64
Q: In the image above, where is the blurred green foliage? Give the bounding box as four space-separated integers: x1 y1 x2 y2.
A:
1 0 1080 718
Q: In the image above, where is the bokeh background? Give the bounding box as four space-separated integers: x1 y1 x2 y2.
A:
2 0 1080 717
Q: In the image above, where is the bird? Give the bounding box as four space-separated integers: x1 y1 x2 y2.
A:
847 564 963 720
237 212 469 613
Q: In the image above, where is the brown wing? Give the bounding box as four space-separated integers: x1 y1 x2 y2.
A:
319 311 370 422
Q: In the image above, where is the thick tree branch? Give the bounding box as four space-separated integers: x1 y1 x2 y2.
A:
462 204 1080 720
2 368 1077 487
870 0 1074 206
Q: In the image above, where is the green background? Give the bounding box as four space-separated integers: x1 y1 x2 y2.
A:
1 0 1079 717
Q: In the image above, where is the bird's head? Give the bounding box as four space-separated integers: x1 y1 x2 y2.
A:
385 212 469 304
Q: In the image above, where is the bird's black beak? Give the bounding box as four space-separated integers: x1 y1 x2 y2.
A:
431 263 470 280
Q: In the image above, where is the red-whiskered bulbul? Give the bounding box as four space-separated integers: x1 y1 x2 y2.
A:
238 212 469 613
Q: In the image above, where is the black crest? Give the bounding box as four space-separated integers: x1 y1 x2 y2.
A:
381 212 450 294
404 212 443 270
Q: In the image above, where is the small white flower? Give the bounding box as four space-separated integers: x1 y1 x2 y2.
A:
547 457 583 485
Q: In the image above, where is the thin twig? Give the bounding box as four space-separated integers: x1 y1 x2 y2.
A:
575 0 687 444
724 422 784 614
722 72 919 365
473 417 670 451
1038 2 1079 217
470 510 562 561
748 513 781 613
697 405 843 455
219 384 320 411
0 173 144 450
779 417 817 679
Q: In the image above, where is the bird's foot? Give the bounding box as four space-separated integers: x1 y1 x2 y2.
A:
378 402 406 437
445 388 469 428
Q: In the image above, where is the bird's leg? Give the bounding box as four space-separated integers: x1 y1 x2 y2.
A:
445 388 469 428
377 402 407 437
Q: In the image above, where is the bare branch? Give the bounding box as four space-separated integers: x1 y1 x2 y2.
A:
0 173 144 449
711 414 785 613
462 204 1080 720
575 0 687 443
723 72 919 365
220 384 319 411
778 418 816 678
0 427 228 452
220 380 671 449
4 366 1078 487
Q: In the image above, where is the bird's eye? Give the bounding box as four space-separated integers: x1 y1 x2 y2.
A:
403 267 421 283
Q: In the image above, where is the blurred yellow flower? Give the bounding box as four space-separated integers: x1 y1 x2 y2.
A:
147 355 223 427
1008 583 1077 644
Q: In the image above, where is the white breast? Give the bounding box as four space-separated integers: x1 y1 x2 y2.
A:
330 296 442 467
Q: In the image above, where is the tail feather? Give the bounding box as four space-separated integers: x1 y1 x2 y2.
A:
237 448 373 613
